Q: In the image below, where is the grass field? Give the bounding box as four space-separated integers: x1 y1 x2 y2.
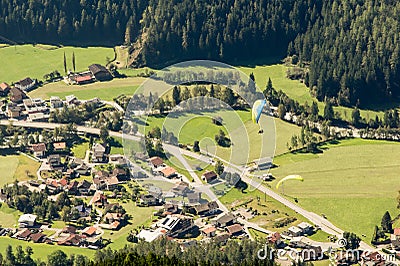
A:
0 154 40 186
0 44 114 83
237 65 385 122
29 77 144 100
270 138 400 239
71 141 89 158
0 204 21 228
138 109 301 165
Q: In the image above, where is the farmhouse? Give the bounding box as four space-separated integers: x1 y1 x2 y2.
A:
88 64 112 81
14 77 36 91
75 74 94 84
0 82 10 96
31 143 46 157
30 232 46 243
18 214 37 228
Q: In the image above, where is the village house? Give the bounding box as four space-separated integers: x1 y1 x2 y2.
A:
30 232 47 243
31 143 46 157
58 234 83 246
297 222 314 235
193 201 219 216
202 171 218 183
50 96 63 108
201 226 217 238
14 77 36 91
163 203 180 216
65 95 79 106
88 64 113 81
0 82 10 96
157 215 195 238
112 167 129 181
92 143 107 163
186 192 202 205
139 194 160 206
77 180 93 195
9 87 26 103
82 226 97 237
47 154 63 171
89 191 108 207
149 156 164 169
105 176 119 191
171 182 190 196
288 226 303 237
160 166 178 178
225 224 244 237
7 102 22 118
215 213 236 228
18 214 37 228
62 225 77 235
53 142 67 152
14 228 32 240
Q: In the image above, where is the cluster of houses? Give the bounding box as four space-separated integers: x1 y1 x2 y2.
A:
14 214 104 249
66 64 113 85
137 204 247 248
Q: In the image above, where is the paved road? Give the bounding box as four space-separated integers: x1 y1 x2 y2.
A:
1 119 374 251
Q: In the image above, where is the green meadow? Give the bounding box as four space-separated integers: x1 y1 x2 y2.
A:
270 138 400 239
0 44 114 83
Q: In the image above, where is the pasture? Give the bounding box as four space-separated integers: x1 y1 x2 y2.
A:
0 44 114 83
29 77 144 100
270 138 400 238
0 154 40 186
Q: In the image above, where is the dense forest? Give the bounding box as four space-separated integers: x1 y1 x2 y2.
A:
1 0 400 105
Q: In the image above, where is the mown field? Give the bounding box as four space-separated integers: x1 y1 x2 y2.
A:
270 138 400 239
0 44 114 83
0 154 40 186
135 109 301 165
29 77 144 100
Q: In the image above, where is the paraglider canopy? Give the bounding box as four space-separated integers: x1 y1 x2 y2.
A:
252 99 266 134
275 174 304 190
252 99 266 124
